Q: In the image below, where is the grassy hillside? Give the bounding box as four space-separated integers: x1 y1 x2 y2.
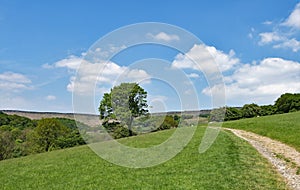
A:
223 111 300 152
0 127 288 189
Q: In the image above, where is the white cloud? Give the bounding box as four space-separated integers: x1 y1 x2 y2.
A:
0 72 32 91
54 55 82 70
263 21 273 25
273 38 300 52
45 95 56 101
147 32 180 42
187 73 200 78
0 72 33 110
51 55 151 95
85 45 127 60
202 57 300 105
172 44 239 74
258 32 283 45
42 63 54 69
257 2 300 52
0 72 31 83
283 2 300 29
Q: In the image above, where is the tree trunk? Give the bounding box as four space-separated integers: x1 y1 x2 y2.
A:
128 116 134 136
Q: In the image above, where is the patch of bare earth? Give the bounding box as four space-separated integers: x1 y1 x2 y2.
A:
226 128 300 190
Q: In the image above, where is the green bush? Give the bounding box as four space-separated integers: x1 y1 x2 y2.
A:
157 115 179 130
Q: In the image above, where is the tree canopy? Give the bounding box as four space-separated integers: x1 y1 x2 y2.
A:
275 93 300 113
209 93 300 122
99 83 148 137
0 112 87 160
30 118 70 152
241 103 262 118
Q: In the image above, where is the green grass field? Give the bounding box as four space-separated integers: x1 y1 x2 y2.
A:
223 111 300 152
0 127 288 189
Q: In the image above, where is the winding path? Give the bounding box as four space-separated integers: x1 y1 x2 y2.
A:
225 128 300 190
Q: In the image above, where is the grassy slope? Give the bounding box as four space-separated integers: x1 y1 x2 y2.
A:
223 111 300 152
0 127 287 189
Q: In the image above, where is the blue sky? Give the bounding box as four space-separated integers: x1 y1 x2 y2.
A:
0 0 300 113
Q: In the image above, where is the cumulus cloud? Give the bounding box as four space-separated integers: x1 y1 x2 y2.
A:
258 32 300 52
258 32 283 45
283 2 300 29
172 44 239 74
0 72 32 91
54 55 82 70
202 57 300 105
273 38 300 52
147 32 180 42
51 55 150 95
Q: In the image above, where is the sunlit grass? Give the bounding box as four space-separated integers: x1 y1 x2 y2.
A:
223 111 300 151
0 127 288 189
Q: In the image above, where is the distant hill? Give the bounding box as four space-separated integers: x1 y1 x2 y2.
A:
1 110 100 127
1 109 212 128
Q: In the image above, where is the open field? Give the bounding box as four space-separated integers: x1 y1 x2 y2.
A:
223 111 300 152
0 127 288 189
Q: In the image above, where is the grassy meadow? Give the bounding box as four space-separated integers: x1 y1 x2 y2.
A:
223 111 300 151
0 126 288 189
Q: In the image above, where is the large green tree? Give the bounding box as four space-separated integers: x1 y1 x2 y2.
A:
99 83 148 136
30 118 70 152
275 93 300 113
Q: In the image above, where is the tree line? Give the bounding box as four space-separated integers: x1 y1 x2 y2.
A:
209 93 300 122
0 113 86 161
99 83 300 138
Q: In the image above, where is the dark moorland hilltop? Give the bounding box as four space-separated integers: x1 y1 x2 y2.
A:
1 110 100 127
1 109 212 127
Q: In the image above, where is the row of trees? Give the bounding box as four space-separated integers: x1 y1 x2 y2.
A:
99 83 300 137
0 113 86 161
210 93 300 122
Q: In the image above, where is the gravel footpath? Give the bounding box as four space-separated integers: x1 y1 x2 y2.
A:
225 128 300 190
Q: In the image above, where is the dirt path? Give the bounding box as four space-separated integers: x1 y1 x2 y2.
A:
225 128 300 190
